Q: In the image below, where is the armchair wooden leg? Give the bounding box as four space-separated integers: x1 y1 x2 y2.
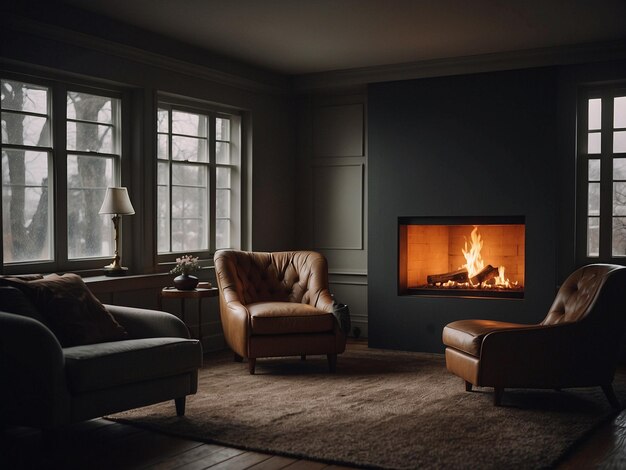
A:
233 352 243 363
602 383 621 410
327 353 337 372
175 397 186 416
465 381 472 392
248 358 256 375
494 387 504 406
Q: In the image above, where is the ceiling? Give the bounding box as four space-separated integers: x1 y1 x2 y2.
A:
63 0 626 76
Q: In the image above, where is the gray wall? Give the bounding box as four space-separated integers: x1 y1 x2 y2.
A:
368 68 560 352
1 4 296 256
4 4 626 353
1 5 296 351
296 91 368 337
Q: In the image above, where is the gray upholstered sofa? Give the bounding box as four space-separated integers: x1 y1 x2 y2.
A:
0 284 202 429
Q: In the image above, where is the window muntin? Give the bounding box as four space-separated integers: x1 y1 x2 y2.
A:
579 88 626 261
611 95 626 257
66 91 120 260
1 77 123 270
158 106 210 253
1 79 53 263
157 103 239 255
215 117 232 250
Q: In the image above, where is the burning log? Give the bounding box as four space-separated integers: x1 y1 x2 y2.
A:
470 265 499 285
427 268 469 285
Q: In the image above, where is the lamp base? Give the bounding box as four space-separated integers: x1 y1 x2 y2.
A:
103 266 128 277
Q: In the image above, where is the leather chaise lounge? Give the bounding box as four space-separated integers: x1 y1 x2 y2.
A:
443 264 626 407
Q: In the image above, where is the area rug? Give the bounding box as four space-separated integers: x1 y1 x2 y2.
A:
108 347 626 469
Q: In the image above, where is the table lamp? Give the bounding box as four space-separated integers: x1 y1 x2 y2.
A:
99 187 135 276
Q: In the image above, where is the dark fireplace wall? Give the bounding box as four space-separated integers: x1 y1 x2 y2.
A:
368 67 559 353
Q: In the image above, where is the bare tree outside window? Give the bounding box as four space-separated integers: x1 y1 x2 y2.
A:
1 80 51 263
1 79 121 267
158 107 209 253
613 158 626 256
611 97 626 256
66 91 118 259
157 103 238 256
580 90 626 261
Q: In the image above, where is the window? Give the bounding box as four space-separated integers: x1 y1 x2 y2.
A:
67 91 120 259
1 80 52 263
216 116 235 249
578 86 626 262
1 76 123 271
157 100 240 257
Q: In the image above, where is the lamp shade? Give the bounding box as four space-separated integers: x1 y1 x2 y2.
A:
99 187 135 215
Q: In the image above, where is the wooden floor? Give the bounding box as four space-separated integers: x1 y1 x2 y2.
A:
3 409 626 470
2 351 626 469
0 418 357 470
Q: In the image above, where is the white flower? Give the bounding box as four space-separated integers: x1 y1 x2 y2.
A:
169 255 201 275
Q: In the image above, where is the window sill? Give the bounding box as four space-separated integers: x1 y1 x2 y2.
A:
83 268 215 294
83 272 173 294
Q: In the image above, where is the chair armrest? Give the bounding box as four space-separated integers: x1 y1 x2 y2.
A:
479 322 613 387
314 289 335 313
104 304 190 339
0 310 65 379
0 311 69 426
219 298 250 357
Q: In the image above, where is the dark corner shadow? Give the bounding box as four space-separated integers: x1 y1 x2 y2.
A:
468 386 620 413
241 353 446 377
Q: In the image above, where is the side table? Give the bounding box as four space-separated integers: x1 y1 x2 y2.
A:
158 285 219 341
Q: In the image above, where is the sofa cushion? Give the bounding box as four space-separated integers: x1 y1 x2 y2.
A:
64 337 202 393
0 274 45 281
442 319 526 357
1 273 128 347
248 301 335 335
0 286 49 325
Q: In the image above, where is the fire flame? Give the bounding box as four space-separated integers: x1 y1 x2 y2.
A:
462 226 484 279
462 226 512 288
495 265 511 288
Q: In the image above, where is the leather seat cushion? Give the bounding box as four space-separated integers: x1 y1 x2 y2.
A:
248 302 334 335
442 319 526 357
64 337 202 393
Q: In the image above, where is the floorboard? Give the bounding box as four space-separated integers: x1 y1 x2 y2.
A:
172 447 247 470
246 455 299 470
281 461 330 470
206 451 273 469
556 407 626 469
147 443 232 470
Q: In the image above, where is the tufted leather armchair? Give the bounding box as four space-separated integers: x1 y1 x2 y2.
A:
214 250 346 374
442 264 626 407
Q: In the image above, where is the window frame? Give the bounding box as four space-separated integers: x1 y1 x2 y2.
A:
1 71 130 275
156 95 241 266
576 83 626 264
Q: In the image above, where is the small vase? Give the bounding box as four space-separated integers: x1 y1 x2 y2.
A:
174 274 199 290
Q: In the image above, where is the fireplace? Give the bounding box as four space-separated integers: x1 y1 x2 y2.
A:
398 216 525 299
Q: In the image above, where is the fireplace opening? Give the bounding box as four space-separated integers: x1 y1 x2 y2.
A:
398 216 525 299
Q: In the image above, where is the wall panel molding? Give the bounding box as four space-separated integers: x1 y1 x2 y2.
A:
297 93 368 336
313 103 364 157
329 276 368 337
313 163 364 250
